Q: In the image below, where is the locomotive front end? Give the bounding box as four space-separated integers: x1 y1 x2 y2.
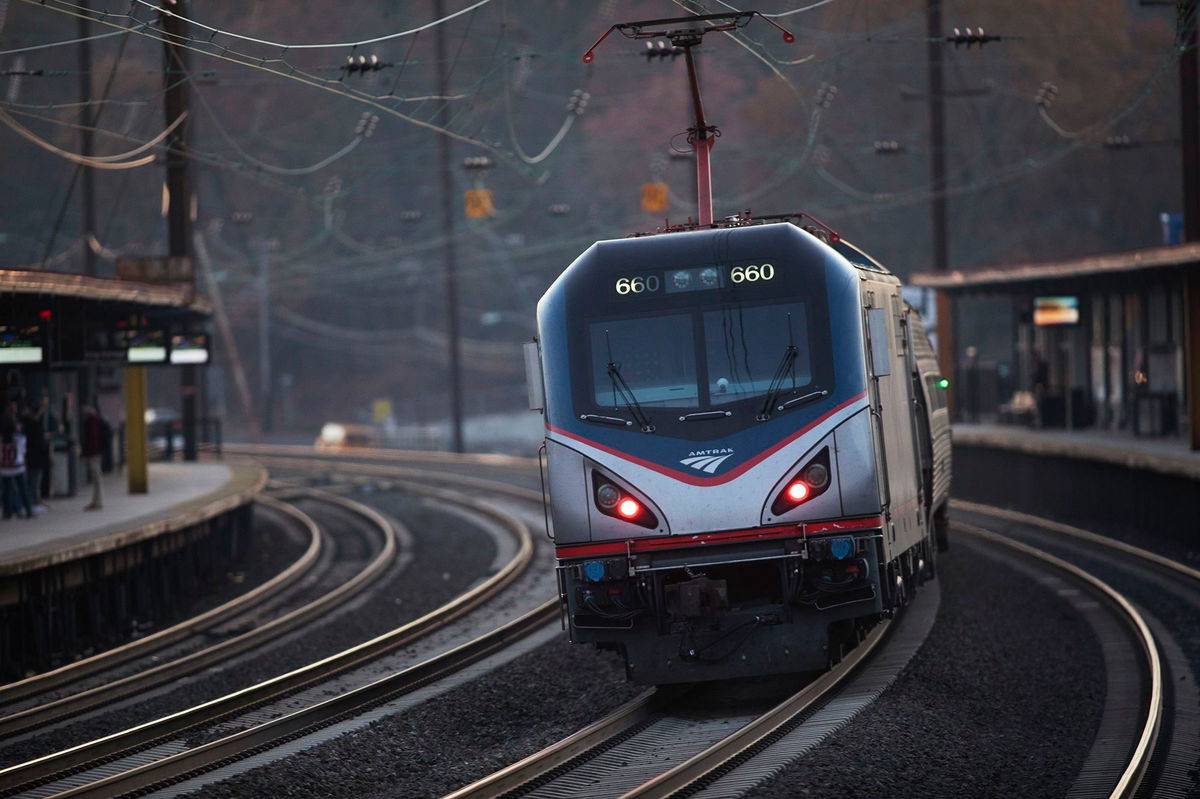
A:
535 223 885 683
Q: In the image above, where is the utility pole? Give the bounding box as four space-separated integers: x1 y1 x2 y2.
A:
926 0 956 421
77 2 97 277
160 1 198 461
1181 0 1199 241
1180 0 1200 449
434 0 465 453
257 241 272 438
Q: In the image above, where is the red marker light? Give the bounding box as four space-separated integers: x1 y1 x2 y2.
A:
38 310 52 321
786 481 810 502
618 498 641 518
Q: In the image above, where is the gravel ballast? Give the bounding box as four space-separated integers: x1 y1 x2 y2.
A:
752 535 1107 799
0 487 499 768
199 526 1107 798
193 636 642 798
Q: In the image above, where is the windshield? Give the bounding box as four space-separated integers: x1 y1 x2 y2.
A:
587 301 815 416
590 314 698 408
704 303 811 406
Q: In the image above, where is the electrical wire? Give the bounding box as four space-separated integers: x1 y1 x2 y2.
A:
710 0 839 18
0 21 148 55
136 0 496 51
0 105 173 167
21 0 509 159
189 71 368 176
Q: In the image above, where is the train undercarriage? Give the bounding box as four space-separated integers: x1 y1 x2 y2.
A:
558 525 937 684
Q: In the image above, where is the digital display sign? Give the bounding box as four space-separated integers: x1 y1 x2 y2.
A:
170 334 209 364
124 330 167 363
1033 296 1079 326
612 262 776 298
0 324 42 364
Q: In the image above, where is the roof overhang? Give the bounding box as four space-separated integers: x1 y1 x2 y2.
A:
0 269 212 315
910 242 1200 292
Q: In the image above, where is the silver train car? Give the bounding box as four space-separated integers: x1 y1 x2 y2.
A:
526 218 951 684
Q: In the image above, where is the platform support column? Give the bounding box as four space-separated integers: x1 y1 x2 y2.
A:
936 290 956 420
125 366 148 494
1187 269 1200 450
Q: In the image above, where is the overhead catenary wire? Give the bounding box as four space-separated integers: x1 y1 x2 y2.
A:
0 20 149 55
0 104 180 167
188 69 373 176
20 0 511 161
136 0 496 51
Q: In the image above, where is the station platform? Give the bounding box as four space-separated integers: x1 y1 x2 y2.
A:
0 461 267 575
951 423 1200 481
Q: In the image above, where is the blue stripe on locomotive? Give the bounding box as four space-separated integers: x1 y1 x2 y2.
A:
536 223 868 477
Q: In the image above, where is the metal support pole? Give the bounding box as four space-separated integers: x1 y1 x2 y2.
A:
160 2 198 460
927 0 954 417
684 45 714 227
435 0 465 453
257 245 271 437
1187 270 1200 449
1181 0 1200 241
125 366 148 494
1176 0 1200 448
77 2 97 277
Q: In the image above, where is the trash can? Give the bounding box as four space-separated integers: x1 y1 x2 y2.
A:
51 439 73 498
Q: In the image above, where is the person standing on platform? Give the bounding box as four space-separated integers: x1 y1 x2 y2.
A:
22 396 49 513
80 402 104 511
0 416 33 519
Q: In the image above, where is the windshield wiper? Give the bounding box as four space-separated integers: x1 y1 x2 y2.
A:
756 344 797 421
604 331 655 433
607 361 655 432
758 310 798 421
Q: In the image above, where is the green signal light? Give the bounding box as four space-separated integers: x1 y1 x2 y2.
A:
937 378 950 389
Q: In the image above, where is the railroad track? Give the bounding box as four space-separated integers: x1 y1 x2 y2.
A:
438 519 1165 799
951 500 1199 799
0 467 543 798
0 495 322 717
0 489 396 741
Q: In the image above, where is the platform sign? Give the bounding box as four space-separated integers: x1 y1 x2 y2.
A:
169 333 209 365
116 255 194 285
641 182 669 212
372 398 393 423
1033 296 1079 326
0 324 42 364
465 189 495 219
124 330 167 363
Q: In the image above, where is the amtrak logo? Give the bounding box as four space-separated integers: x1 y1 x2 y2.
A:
680 448 734 474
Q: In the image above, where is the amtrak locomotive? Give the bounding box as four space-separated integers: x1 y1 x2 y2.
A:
526 217 951 683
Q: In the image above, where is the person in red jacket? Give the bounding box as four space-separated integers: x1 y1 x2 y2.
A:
80 402 104 511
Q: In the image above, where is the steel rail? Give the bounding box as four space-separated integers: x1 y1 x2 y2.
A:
0 495 322 709
51 600 561 799
0 475 534 794
226 442 538 471
618 617 893 799
0 490 392 738
246 453 545 506
956 523 1163 799
442 688 661 799
951 498 1200 583
534 522 1161 799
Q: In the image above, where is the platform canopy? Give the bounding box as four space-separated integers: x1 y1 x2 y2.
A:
0 269 211 368
911 241 1200 291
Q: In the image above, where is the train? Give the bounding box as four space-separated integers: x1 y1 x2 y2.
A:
525 215 951 683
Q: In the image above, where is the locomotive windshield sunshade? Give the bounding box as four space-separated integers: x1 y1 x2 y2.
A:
529 11 952 684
